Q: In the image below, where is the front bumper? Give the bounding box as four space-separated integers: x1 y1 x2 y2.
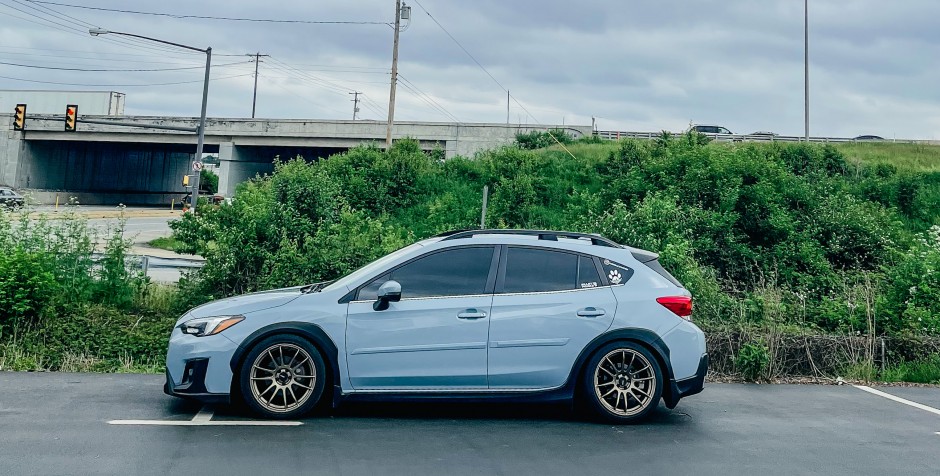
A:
164 328 237 403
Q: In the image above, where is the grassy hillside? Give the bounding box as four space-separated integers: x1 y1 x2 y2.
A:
834 142 940 172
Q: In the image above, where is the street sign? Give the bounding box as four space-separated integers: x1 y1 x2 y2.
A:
192 162 203 172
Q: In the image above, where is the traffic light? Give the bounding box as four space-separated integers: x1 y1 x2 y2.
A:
64 104 78 132
182 175 190 187
13 104 26 131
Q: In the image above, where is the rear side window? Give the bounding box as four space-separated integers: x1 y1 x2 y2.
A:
503 248 600 293
358 246 494 300
577 256 601 289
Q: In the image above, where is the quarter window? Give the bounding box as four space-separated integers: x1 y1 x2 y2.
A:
601 259 634 286
358 246 494 300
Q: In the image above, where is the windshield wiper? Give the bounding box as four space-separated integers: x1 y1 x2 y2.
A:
301 280 334 294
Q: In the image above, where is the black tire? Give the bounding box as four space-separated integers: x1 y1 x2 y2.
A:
581 341 664 424
239 334 327 419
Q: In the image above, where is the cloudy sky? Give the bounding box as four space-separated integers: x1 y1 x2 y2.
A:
1 0 938 138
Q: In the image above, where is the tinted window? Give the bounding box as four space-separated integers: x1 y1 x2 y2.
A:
358 247 494 300
601 259 634 286
577 256 601 289
504 248 579 293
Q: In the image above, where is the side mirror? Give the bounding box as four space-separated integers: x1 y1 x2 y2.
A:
373 280 402 311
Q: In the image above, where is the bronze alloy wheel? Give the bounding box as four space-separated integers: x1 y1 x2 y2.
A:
249 343 317 414
593 348 657 417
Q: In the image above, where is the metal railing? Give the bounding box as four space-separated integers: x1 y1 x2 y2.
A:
594 130 940 145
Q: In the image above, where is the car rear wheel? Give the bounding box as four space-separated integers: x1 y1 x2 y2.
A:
582 342 663 423
239 335 327 419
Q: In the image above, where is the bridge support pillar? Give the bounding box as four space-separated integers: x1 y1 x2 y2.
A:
0 131 26 187
218 142 274 198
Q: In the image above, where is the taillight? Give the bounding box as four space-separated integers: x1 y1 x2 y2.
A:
657 296 692 320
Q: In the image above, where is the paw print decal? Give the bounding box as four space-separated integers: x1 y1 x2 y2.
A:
608 269 622 285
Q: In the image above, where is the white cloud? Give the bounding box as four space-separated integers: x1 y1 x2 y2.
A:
1 0 937 139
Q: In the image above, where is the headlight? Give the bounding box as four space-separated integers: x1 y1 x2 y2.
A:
179 316 244 337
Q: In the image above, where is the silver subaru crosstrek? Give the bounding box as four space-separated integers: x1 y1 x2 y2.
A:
165 229 707 423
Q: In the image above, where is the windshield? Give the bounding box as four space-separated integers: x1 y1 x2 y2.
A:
321 239 433 293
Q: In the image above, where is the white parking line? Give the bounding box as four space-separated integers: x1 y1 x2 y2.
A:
854 385 940 417
108 405 303 426
108 420 302 426
191 406 214 423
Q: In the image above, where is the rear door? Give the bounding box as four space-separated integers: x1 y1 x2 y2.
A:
487 246 617 389
345 246 498 390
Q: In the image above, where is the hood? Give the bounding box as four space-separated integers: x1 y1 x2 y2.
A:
179 286 306 324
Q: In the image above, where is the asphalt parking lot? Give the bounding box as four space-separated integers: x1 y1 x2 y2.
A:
0 373 938 475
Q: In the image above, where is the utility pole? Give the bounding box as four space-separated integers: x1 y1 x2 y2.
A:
804 0 810 141
506 89 510 125
249 52 269 119
350 91 362 120
386 0 403 148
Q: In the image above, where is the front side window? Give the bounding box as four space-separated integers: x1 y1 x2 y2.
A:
503 247 600 293
358 246 494 300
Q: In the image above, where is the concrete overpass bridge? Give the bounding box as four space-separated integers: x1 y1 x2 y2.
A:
0 115 590 205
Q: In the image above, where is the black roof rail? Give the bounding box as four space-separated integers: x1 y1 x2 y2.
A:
437 229 623 248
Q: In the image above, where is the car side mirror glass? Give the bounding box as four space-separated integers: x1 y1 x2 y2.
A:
373 280 402 311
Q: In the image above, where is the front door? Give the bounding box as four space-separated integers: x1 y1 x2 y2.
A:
345 246 497 390
488 246 617 389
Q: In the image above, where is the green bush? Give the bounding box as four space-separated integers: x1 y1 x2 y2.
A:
515 129 573 150
736 340 771 381
200 168 219 194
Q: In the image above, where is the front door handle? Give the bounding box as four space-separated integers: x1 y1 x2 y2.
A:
577 307 606 318
457 309 487 319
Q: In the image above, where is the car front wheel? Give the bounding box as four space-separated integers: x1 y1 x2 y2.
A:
582 342 663 423
239 335 327 419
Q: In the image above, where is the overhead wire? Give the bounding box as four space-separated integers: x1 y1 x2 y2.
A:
397 74 460 123
0 59 251 72
255 72 349 117
410 0 578 158
0 73 253 87
2 0 200 56
27 1 391 26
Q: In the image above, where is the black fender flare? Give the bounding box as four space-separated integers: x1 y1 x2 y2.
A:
566 328 680 409
229 322 341 406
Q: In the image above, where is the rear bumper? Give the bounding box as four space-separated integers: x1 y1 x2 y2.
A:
677 353 708 398
664 353 708 409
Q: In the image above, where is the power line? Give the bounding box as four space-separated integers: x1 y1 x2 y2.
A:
256 72 349 117
0 45 237 58
410 0 506 92
0 51 210 65
397 74 460 123
0 59 250 72
0 72 252 87
0 1 199 56
27 1 392 26
410 0 577 159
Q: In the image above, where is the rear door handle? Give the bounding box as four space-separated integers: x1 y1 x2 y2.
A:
577 307 606 318
457 309 487 319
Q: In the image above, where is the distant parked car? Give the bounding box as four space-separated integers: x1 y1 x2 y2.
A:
689 125 733 135
854 135 884 141
0 187 25 210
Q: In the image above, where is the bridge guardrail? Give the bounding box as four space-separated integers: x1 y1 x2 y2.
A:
594 131 939 145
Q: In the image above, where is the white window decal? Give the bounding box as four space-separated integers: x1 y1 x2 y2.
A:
580 282 598 289
608 269 623 284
